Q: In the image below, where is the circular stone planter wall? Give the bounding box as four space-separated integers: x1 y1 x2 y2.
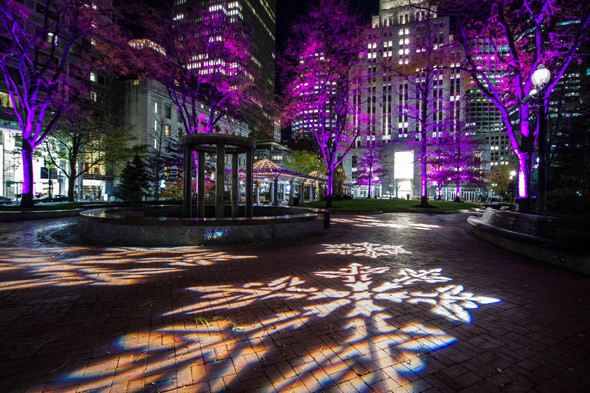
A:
78 206 329 246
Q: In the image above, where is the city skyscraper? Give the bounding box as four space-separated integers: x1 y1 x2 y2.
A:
346 0 483 200
174 0 276 140
240 0 277 140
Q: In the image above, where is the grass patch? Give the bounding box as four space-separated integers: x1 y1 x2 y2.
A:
299 198 480 213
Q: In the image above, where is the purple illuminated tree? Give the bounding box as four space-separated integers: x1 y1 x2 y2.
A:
354 141 387 199
448 0 590 198
281 0 368 207
436 126 484 202
428 158 452 200
0 0 115 207
126 1 256 137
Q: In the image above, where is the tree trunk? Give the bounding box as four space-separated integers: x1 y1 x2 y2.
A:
418 138 431 208
325 167 334 208
20 141 34 208
517 152 533 198
420 195 428 206
154 177 160 202
326 168 334 197
454 183 462 202
68 159 77 202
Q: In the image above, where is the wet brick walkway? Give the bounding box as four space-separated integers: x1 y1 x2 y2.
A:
0 213 588 392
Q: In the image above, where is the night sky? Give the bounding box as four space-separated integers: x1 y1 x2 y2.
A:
276 0 380 52
275 0 379 95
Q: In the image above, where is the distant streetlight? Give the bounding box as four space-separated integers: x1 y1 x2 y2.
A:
509 170 517 179
530 64 551 215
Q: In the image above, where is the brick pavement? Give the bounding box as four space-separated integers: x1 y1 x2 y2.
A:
0 213 588 392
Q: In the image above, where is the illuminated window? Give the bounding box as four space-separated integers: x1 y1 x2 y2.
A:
90 72 97 82
46 32 58 45
0 91 15 108
154 102 158 113
164 124 171 136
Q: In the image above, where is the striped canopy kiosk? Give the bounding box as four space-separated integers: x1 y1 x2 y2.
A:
252 159 325 206
181 134 256 219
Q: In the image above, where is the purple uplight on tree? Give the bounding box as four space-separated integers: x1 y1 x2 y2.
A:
281 0 369 207
450 0 590 199
434 122 484 202
428 159 453 200
354 140 388 199
0 0 114 207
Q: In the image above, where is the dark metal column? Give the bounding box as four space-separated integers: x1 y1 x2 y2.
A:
183 148 192 218
197 151 205 218
273 177 279 207
537 98 547 216
232 153 239 218
246 149 253 217
216 144 225 219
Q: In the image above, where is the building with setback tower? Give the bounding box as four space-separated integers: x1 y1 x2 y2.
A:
345 0 484 201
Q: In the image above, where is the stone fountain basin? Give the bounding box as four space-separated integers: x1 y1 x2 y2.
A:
78 205 328 246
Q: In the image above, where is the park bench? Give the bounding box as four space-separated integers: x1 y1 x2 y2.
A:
468 208 590 275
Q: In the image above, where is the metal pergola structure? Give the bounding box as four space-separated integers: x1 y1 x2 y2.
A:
181 134 256 219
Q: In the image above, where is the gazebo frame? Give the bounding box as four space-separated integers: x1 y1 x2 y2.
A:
181 134 256 219
252 158 325 206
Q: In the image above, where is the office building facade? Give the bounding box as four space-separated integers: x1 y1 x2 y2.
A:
345 0 485 200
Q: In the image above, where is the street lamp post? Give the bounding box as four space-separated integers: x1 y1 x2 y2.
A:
528 64 551 215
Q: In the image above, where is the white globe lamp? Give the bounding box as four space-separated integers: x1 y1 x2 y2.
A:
531 64 551 87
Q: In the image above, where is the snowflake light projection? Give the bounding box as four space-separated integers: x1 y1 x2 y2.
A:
0 247 255 290
66 263 500 392
318 242 411 259
332 216 406 228
331 216 441 231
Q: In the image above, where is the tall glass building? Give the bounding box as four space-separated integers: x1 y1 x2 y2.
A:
175 0 276 140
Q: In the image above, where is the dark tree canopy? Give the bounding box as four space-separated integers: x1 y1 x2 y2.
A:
116 154 150 202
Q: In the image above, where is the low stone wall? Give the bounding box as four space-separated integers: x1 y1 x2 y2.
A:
78 206 328 246
468 208 590 275
0 208 83 222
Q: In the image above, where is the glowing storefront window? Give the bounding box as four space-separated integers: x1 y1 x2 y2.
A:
394 150 414 179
